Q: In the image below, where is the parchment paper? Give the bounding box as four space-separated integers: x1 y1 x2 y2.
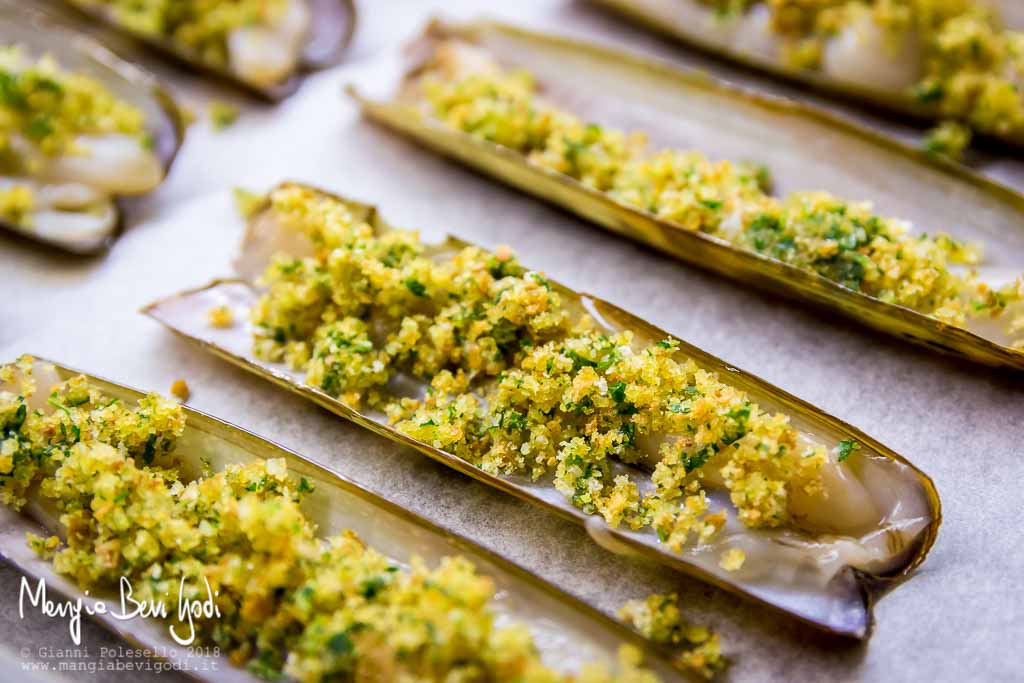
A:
1 1 1021 681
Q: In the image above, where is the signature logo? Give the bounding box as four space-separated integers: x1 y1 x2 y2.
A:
19 575 221 646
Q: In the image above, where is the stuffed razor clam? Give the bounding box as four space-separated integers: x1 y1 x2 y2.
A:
349 20 1024 369
145 183 940 638
63 0 356 98
0 8 182 253
0 356 684 682
591 0 1024 147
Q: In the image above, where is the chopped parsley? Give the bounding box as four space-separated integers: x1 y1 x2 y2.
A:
837 439 860 462
142 433 158 466
609 380 627 403
209 101 239 130
620 422 636 447
503 410 527 432
683 444 716 474
327 631 353 655
47 396 72 415
404 278 428 297
359 576 389 599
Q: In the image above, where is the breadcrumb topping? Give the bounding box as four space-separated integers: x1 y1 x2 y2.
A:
416 47 1022 345
248 186 835 555
619 593 725 679
0 185 34 227
170 378 190 401
71 0 293 70
0 46 148 162
0 356 663 682
207 304 235 328
718 548 746 572
700 0 1024 141
0 46 150 226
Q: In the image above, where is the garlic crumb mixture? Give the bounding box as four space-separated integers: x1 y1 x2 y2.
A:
619 594 724 680
246 185 837 564
698 0 1024 142
0 46 158 228
414 45 1023 347
71 0 312 87
0 356 664 682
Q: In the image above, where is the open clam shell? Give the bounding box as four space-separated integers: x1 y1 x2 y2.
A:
144 182 941 639
0 4 184 254
0 356 683 681
60 0 357 99
589 0 1024 145
347 19 1024 369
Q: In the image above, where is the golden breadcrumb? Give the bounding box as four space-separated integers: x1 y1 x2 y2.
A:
170 378 190 401
719 548 746 572
619 593 725 679
700 1 1024 141
207 304 235 328
417 47 1022 343
247 186 835 558
0 355 663 683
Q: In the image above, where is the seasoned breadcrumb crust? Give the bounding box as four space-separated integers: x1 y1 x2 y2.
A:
699 1 1024 139
0 47 148 160
416 50 1022 344
249 186 833 564
619 593 724 680
68 0 292 69
0 47 149 226
0 356 665 682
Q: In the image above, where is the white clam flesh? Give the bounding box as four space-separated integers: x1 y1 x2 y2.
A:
727 3 779 62
821 10 923 93
608 1 934 95
630 420 930 594
0 177 117 249
39 134 163 196
227 0 311 87
0 54 165 248
2 130 161 245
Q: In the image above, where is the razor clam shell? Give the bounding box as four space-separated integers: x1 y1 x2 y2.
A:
0 3 185 254
991 1 1024 30
58 0 357 100
347 19 1024 369
0 358 683 681
143 183 941 639
589 0 1024 144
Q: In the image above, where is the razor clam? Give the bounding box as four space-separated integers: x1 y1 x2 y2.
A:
0 357 683 682
144 183 940 639
0 4 184 254
347 19 1024 369
590 0 1024 143
59 0 356 99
